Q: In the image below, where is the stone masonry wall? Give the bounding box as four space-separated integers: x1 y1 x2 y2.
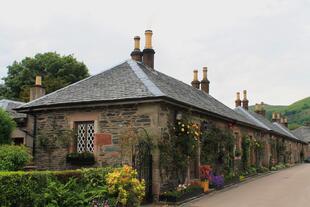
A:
34 103 159 170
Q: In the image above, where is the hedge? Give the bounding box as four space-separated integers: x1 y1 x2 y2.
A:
0 145 32 171
0 167 113 207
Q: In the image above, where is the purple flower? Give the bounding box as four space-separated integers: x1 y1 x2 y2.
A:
210 173 224 188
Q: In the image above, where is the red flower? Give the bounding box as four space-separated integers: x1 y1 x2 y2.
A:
200 165 212 181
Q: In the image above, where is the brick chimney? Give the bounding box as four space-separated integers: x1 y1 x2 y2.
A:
242 90 249 110
272 112 277 122
283 117 288 128
130 36 143 61
235 92 241 107
280 116 288 128
276 113 281 122
191 70 200 89
254 102 266 117
30 76 45 101
200 67 210 94
142 30 155 69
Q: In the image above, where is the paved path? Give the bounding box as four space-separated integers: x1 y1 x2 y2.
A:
185 164 310 207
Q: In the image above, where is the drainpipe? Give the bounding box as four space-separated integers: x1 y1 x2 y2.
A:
32 113 37 157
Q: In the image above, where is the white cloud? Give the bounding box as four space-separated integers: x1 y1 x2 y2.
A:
0 0 309 107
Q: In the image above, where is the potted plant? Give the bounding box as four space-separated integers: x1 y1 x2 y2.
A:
200 165 211 192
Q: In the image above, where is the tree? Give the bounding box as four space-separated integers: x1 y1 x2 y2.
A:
0 108 16 144
0 84 13 100
3 52 90 101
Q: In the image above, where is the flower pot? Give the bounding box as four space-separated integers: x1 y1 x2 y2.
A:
200 181 209 192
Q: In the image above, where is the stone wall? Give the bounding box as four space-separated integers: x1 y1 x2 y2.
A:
33 103 160 170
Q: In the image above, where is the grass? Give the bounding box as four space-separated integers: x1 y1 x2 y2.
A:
250 96 310 130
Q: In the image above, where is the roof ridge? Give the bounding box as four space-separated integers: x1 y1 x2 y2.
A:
273 122 298 140
237 107 270 129
18 60 128 108
127 60 164 96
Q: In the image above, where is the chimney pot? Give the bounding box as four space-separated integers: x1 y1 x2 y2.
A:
145 30 153 49
35 76 42 86
200 66 210 94
131 36 143 61
235 92 241 107
142 30 155 69
202 67 208 80
272 112 277 122
242 90 249 110
191 70 200 89
134 36 140 50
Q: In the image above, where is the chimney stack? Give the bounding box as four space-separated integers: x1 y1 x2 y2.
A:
242 90 249 110
283 117 288 128
30 75 45 102
191 70 200 89
130 36 142 61
142 30 155 69
254 102 266 117
272 112 277 122
200 67 210 94
235 92 241 107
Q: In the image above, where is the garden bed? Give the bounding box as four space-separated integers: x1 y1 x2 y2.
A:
159 185 204 205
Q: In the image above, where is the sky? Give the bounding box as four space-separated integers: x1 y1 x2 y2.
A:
0 0 309 108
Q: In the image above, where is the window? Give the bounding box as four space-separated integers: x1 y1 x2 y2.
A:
75 122 95 153
13 137 24 145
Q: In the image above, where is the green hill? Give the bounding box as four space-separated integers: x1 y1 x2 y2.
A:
250 97 310 130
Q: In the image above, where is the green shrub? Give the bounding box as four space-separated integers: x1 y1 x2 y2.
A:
274 163 286 170
66 152 95 165
257 166 269 173
0 171 51 206
0 108 16 144
0 167 134 207
0 145 32 171
248 166 257 175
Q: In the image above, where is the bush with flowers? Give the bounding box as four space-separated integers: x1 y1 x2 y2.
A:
200 165 212 181
158 119 201 185
174 120 200 157
159 184 203 203
106 165 145 207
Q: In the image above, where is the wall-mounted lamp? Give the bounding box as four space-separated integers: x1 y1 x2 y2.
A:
176 112 183 120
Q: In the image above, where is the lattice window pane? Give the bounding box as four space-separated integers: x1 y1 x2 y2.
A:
77 124 86 153
86 123 95 152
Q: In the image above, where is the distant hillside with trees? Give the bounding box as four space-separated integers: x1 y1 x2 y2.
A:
250 97 310 130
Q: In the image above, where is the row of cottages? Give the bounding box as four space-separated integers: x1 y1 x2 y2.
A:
16 30 308 200
0 99 32 146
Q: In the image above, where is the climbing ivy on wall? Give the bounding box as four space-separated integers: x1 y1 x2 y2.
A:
158 119 200 186
253 139 265 167
200 123 235 175
276 139 286 163
241 136 251 170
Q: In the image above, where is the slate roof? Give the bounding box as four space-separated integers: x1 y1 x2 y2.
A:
0 99 26 119
234 106 302 141
17 60 254 126
273 122 300 141
292 126 310 143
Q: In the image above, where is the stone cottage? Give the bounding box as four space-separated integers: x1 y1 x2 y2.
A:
0 99 32 147
16 30 308 200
